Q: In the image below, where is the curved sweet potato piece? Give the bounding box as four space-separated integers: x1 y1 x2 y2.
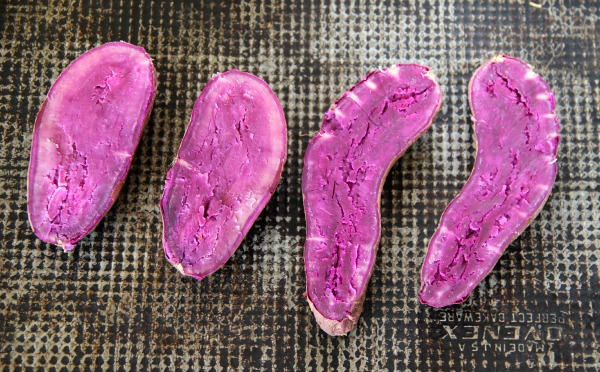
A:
27 42 157 251
303 64 442 335
419 55 560 307
160 70 287 280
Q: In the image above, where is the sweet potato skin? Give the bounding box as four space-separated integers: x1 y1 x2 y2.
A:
160 70 287 280
303 64 442 335
419 55 560 308
27 41 156 250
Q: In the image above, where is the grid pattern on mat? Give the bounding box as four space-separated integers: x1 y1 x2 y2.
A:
0 0 598 370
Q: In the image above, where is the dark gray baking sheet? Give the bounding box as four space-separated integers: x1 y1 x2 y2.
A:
0 0 598 370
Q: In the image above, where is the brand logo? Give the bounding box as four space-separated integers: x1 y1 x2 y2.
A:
437 311 566 354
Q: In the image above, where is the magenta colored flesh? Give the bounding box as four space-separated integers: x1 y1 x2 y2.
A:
419 56 560 307
161 70 287 280
303 65 442 322
27 42 156 250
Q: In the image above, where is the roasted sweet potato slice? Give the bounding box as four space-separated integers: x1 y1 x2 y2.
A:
161 70 287 280
419 55 560 307
303 64 442 335
27 42 156 250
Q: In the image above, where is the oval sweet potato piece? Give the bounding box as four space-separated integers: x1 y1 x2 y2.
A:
160 70 287 280
303 64 442 335
27 42 157 251
419 55 560 307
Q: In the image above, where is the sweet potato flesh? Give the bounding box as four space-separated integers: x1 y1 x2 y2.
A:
419 56 560 307
303 65 442 334
27 42 156 250
161 70 287 280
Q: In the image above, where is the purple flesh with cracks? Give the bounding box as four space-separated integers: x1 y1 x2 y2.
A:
160 70 287 280
303 64 442 335
419 55 560 308
27 42 157 251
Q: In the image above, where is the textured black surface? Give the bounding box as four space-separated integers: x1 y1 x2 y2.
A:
0 1 598 370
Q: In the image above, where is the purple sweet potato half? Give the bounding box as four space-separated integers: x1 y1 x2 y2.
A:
303 64 442 335
419 55 560 308
160 70 287 280
27 42 156 251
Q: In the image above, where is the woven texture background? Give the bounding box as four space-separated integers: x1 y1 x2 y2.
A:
1 0 598 370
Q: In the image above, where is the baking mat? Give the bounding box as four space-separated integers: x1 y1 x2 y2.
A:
0 0 598 370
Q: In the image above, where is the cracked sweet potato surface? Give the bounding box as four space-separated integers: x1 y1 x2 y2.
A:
419 55 560 308
303 64 442 335
160 70 287 280
27 42 156 250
